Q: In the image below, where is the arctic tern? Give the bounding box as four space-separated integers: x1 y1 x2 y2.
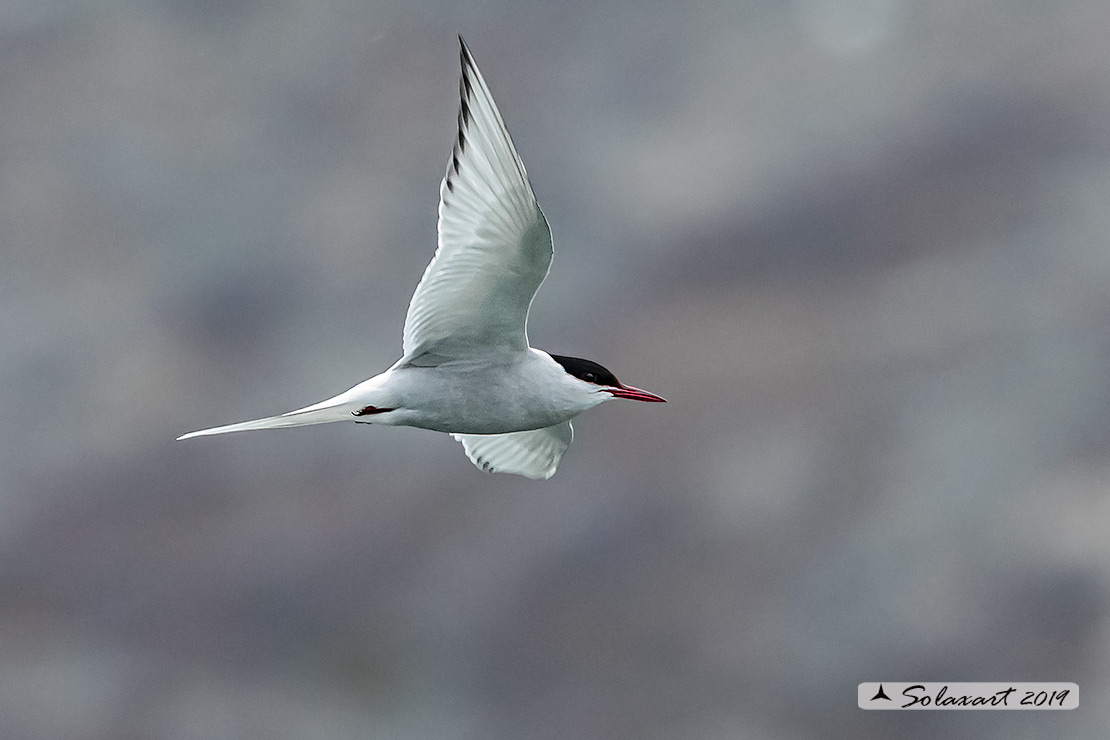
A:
178 36 665 479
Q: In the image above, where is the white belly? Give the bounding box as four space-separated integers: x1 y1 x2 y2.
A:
378 350 605 434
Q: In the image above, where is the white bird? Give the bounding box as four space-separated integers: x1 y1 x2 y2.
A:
178 36 665 479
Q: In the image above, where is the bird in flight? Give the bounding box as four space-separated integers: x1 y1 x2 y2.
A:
178 36 665 479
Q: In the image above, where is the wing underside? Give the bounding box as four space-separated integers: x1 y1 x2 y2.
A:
453 421 573 480
401 37 553 358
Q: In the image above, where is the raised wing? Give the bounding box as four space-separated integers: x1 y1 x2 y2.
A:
453 421 573 480
402 37 553 358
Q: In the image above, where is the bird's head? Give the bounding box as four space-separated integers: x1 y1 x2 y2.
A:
549 354 666 403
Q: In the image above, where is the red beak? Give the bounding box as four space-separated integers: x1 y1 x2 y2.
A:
607 383 667 403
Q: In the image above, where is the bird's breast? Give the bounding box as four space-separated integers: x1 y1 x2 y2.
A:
384 356 593 434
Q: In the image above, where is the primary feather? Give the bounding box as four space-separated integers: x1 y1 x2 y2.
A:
402 37 553 357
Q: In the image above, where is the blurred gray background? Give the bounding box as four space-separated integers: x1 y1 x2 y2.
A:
3 0 1109 738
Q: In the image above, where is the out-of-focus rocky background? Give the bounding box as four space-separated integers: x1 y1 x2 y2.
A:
3 1 1110 738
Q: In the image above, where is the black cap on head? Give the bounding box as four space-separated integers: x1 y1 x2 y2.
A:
549 354 620 387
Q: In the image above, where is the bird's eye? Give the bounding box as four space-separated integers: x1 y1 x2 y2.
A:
583 372 597 383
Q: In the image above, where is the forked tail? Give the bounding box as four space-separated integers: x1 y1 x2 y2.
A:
177 399 355 440
178 371 397 441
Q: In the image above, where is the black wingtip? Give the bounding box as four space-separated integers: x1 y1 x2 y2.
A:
458 35 476 74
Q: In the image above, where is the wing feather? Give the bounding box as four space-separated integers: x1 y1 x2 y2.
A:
402 37 552 357
453 422 573 480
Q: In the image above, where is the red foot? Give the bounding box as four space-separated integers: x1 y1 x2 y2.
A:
352 405 395 417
